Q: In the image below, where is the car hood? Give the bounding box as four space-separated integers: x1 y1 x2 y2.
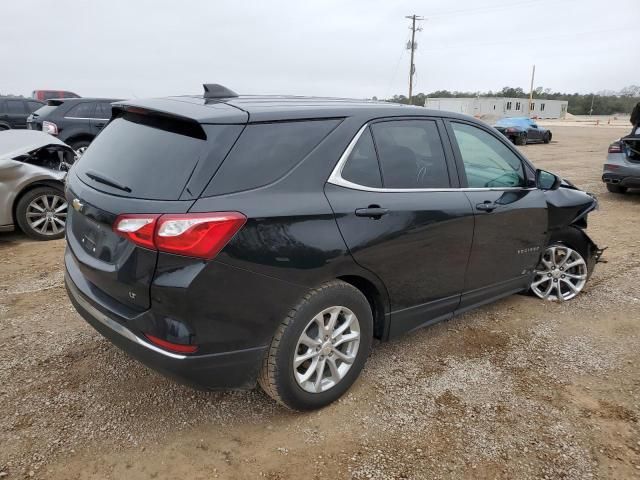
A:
0 130 69 160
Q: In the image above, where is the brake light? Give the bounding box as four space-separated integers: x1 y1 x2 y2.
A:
113 212 246 259
113 214 159 249
144 333 198 354
42 120 58 135
608 142 622 153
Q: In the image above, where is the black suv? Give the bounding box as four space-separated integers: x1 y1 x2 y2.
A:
0 96 44 130
27 97 121 155
64 85 601 410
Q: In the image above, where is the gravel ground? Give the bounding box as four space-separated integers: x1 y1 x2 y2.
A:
1 125 639 479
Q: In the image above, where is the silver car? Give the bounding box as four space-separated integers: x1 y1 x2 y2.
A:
0 130 75 240
602 136 640 194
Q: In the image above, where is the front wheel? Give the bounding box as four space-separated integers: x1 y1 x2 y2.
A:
259 280 373 410
15 186 68 240
530 243 590 301
543 132 551 144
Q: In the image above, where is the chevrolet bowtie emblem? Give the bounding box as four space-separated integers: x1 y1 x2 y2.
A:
72 198 84 212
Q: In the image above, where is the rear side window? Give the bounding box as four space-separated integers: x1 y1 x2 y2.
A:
341 128 382 188
371 120 450 189
95 103 112 119
75 115 238 200
64 102 95 118
31 104 59 118
6 100 25 114
205 119 340 196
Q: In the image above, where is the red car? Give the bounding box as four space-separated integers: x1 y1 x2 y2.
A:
32 90 81 101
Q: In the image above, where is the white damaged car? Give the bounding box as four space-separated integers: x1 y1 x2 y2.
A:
0 130 75 239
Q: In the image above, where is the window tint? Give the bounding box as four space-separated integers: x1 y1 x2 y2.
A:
341 128 382 188
6 100 25 114
95 103 112 119
27 101 43 112
64 102 95 118
76 116 239 200
371 120 450 189
205 119 340 196
451 122 525 188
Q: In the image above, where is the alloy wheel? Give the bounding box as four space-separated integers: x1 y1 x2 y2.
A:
26 194 67 236
293 306 361 393
531 245 587 301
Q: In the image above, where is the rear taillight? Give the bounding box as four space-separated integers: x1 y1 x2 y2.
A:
113 212 246 259
42 120 58 135
608 142 622 153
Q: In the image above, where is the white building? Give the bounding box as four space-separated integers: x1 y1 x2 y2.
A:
424 97 568 119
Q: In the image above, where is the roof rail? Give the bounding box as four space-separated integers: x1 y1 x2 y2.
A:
203 84 238 99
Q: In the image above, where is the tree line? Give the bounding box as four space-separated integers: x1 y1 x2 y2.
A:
382 86 640 115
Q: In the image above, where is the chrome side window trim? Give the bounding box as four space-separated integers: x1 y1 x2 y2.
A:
63 116 110 121
327 122 535 193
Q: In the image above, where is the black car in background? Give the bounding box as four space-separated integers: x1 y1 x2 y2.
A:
493 117 552 145
0 96 44 130
64 85 601 411
27 97 121 155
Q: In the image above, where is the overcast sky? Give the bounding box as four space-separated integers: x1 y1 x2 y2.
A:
2 0 638 99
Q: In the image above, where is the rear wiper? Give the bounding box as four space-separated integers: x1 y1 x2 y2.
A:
85 170 132 193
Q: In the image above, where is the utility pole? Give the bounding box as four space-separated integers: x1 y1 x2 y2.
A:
528 64 536 118
589 94 595 116
405 14 424 105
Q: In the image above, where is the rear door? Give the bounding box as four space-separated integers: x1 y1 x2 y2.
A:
446 120 548 308
325 118 475 337
66 111 244 311
61 101 96 137
91 102 112 135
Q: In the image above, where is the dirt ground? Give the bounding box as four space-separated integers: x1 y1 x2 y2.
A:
1 125 639 480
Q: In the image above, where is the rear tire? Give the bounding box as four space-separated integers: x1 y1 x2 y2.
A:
606 183 627 194
69 139 91 159
259 280 373 411
15 186 67 240
515 133 527 146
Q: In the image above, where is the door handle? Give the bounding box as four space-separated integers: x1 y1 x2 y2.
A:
95 122 106 128
355 206 389 219
475 201 497 212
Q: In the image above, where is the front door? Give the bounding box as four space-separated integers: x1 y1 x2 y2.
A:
446 120 548 309
325 118 475 337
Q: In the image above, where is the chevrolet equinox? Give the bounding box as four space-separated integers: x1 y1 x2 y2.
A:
64 84 601 410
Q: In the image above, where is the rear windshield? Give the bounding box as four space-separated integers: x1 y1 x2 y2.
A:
75 115 229 200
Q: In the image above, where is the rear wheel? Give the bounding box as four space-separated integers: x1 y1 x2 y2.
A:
259 280 373 410
69 139 91 159
15 186 67 240
606 183 627 194
515 133 527 146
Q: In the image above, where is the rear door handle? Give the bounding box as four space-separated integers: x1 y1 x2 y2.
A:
475 201 497 212
355 206 389 219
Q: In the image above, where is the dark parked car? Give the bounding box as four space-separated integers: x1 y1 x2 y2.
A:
64 85 601 411
27 97 121 155
494 117 552 145
32 90 81 101
0 97 44 130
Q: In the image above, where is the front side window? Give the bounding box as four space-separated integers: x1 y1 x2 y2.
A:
341 128 382 188
64 102 95 118
451 122 525 188
371 120 450 189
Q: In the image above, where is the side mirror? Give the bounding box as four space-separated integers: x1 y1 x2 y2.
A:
536 169 561 190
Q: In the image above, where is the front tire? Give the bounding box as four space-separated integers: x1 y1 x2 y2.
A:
259 280 373 411
543 132 551 144
606 183 627 194
515 133 527 146
15 186 67 240
530 242 590 301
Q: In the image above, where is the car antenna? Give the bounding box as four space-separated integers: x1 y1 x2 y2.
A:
203 84 238 99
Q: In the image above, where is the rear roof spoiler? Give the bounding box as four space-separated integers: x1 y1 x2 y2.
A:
203 84 238 99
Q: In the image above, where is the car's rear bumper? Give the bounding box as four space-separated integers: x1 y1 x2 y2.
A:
65 270 267 390
602 173 640 188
